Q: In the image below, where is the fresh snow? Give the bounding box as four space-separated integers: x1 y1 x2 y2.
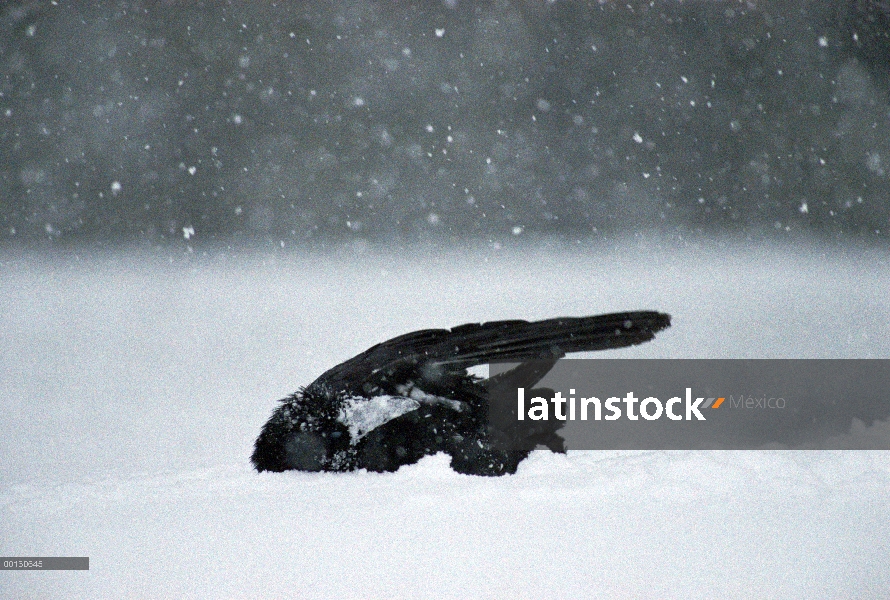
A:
2 239 889 598
339 395 421 442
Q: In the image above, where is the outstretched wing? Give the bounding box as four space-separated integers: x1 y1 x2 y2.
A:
309 311 670 396
429 311 671 370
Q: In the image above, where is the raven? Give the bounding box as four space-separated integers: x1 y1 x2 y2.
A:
252 311 670 476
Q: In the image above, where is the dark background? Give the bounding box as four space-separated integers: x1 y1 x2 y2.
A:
2 0 889 247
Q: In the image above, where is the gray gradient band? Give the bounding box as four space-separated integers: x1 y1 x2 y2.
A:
487 360 890 450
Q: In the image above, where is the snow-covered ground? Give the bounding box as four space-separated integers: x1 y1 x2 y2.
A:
2 238 889 598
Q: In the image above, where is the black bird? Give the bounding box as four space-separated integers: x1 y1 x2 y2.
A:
252 311 671 476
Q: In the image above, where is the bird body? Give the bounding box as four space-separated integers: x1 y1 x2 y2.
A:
252 311 670 476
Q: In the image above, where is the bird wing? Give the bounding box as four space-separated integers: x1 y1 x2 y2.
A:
429 311 671 370
308 311 670 395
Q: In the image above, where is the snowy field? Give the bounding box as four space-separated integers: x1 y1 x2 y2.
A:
2 238 890 598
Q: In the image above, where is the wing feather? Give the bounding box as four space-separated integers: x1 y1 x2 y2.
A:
310 311 670 395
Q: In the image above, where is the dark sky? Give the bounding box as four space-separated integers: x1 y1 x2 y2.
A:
2 0 889 246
